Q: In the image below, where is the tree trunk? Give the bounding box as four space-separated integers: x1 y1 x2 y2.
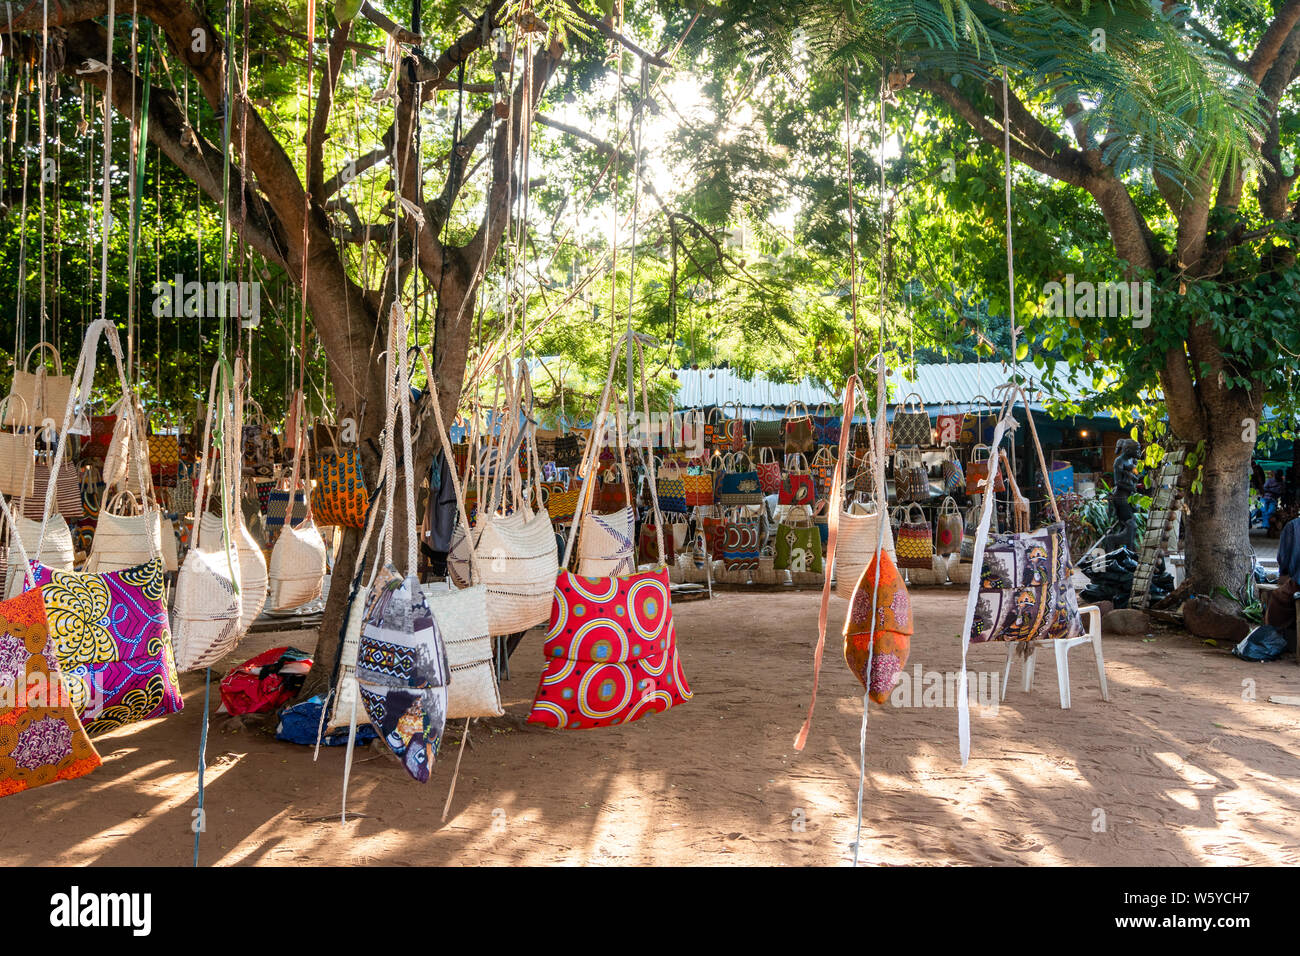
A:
1180 391 1259 603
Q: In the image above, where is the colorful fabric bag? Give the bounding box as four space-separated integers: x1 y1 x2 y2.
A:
891 392 931 447
969 521 1082 644
783 401 815 455
810 446 837 502
756 446 783 495
32 559 184 736
936 496 964 557
940 445 965 497
0 585 102 797
722 509 761 570
750 408 783 450
530 336 691 730
843 549 913 704
966 444 1005 495
774 506 823 573
895 448 931 503
895 503 934 570
813 403 841 446
656 460 689 514
780 453 816 507
527 566 692 729
311 447 370 528
716 453 763 505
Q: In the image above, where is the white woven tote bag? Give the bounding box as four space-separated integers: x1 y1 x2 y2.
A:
268 391 326 611
172 362 243 672
418 353 502 720
4 513 74 599
465 360 558 636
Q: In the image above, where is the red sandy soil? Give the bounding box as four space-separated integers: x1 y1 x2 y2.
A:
2 588 1298 866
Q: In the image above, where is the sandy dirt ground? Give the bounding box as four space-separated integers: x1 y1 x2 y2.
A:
2 587 1298 866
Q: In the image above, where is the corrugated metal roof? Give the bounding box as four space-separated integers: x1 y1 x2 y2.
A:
670 361 1112 421
672 368 838 418
894 361 1097 412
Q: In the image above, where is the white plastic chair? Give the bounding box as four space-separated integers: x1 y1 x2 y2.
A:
1001 604 1109 709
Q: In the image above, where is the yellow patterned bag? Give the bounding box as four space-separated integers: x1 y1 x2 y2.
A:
311 448 369 528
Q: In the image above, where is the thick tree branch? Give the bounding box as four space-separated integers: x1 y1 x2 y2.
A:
1245 0 1300 83
60 19 290 268
912 73 1090 187
309 20 352 201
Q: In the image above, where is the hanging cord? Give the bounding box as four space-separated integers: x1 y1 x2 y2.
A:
97 0 116 326
843 66 861 379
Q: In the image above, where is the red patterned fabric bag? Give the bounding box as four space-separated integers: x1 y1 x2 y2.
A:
527 566 692 729
0 586 102 797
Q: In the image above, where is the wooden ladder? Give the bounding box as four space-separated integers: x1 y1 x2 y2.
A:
1129 444 1187 609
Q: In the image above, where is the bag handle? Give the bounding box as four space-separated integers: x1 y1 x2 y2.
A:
564 332 664 568
785 400 810 419
758 446 778 466
787 452 809 474
908 501 928 524
795 368 889 751
38 320 158 562
899 391 924 411
939 495 960 516
419 349 482 586
972 443 991 463
0 487 34 591
22 340 64 377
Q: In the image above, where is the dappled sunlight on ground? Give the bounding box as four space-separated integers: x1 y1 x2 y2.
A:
1 588 1297 866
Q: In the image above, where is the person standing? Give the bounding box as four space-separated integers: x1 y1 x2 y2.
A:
1261 471 1286 534
1265 514 1300 631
